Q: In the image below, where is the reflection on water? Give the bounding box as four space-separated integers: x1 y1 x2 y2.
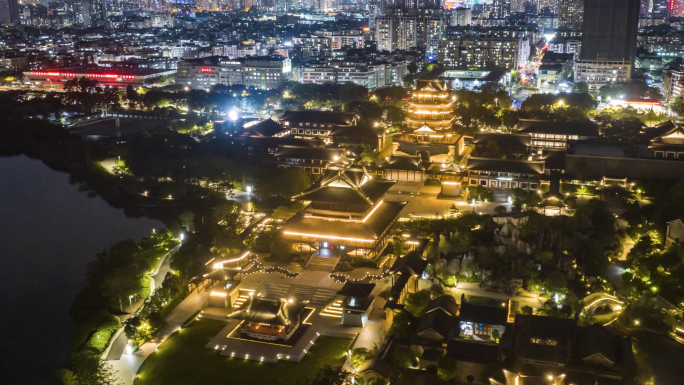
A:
0 156 163 385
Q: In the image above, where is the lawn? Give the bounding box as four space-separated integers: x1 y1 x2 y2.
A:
135 319 351 385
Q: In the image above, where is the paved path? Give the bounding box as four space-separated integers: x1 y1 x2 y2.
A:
449 282 547 312
104 244 180 361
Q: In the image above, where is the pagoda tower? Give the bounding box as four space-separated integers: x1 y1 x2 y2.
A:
405 79 455 132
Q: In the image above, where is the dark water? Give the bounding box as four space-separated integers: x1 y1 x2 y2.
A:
0 156 163 385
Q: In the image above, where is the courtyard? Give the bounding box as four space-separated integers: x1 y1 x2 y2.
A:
135 319 351 385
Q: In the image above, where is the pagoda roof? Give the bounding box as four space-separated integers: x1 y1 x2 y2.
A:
227 297 305 326
294 166 396 206
242 118 287 137
283 201 407 241
415 125 437 134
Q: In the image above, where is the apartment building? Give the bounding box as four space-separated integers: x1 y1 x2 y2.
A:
438 36 527 70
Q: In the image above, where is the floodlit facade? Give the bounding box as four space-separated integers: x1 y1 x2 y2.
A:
405 79 455 131
282 165 405 259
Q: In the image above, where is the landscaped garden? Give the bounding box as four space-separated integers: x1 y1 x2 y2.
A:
135 319 351 385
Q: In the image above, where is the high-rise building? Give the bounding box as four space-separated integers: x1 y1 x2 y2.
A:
375 7 445 58
575 0 640 86
493 0 511 18
449 7 471 26
558 0 583 32
651 0 671 18
0 0 20 24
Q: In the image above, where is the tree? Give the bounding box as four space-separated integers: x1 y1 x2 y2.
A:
389 346 418 368
362 144 377 163
269 233 291 263
212 227 242 256
494 205 507 214
436 354 458 381
272 206 295 221
393 235 407 256
212 201 240 223
544 271 568 294
389 310 415 339
534 250 554 265
485 140 500 158
351 348 370 368
404 290 431 316
572 82 589 94
179 210 195 231
670 96 684 117
520 305 533 315
303 365 352 385
100 266 143 312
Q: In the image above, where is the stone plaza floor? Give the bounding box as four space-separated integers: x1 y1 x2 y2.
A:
202 267 391 364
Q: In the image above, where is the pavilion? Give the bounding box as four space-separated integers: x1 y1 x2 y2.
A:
336 281 376 327
282 164 407 259
227 297 306 342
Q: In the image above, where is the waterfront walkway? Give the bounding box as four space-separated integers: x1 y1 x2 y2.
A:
103 243 180 361
110 289 210 385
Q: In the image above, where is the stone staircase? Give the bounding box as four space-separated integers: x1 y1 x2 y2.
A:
320 299 344 318
309 288 340 305
232 291 251 308
263 283 290 300
305 254 340 272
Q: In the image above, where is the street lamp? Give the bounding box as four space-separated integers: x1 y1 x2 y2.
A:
129 295 133 312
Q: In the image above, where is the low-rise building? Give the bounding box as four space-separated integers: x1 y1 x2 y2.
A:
177 55 290 90
517 119 601 149
575 59 633 86
23 67 175 87
465 157 545 190
281 110 357 144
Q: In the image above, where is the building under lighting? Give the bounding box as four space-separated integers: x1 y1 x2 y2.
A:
281 164 406 259
405 79 455 131
23 67 175 87
227 297 305 342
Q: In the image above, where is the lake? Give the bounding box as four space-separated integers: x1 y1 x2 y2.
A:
0 156 163 385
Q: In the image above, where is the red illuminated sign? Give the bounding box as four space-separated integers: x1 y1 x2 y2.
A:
201 68 213 73
30 71 136 80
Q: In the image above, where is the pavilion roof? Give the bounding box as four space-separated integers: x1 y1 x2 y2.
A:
227 297 304 326
294 166 396 206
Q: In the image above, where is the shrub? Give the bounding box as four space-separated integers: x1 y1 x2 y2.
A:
351 348 370 368
85 313 121 353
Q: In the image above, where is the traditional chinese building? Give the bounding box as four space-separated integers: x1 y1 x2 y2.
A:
282 164 406 259
398 80 462 161
405 79 455 131
644 120 684 160
228 297 305 342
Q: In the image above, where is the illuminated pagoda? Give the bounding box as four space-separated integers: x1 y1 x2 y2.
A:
282 164 406 259
405 79 456 132
228 297 305 342
398 79 463 162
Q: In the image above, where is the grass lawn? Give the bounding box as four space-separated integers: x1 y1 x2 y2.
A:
135 319 350 385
